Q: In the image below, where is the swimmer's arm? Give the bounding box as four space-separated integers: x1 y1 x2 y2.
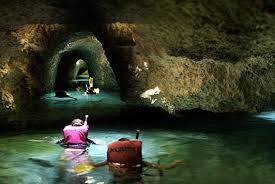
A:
55 139 64 144
161 160 184 169
142 161 164 176
93 160 108 167
84 115 89 126
143 160 184 170
142 161 163 170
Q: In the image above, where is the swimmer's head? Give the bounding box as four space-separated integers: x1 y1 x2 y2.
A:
71 119 84 126
118 138 130 141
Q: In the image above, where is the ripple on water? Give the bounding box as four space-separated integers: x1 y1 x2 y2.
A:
1 123 275 183
255 111 275 121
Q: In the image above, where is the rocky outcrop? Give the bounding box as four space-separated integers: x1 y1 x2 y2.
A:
1 0 275 114
136 55 275 113
48 34 119 91
97 0 275 113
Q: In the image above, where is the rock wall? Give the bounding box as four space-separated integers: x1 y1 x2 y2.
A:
95 0 275 113
1 0 275 114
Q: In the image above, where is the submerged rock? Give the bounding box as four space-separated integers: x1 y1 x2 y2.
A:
28 158 54 168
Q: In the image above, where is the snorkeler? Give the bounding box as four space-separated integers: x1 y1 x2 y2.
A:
93 130 183 184
57 115 95 174
63 115 89 149
83 77 100 95
85 84 100 95
56 115 96 147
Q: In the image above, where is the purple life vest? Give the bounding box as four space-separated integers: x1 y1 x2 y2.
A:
63 125 89 146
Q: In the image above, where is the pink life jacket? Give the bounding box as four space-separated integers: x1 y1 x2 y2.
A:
63 125 89 146
107 140 142 168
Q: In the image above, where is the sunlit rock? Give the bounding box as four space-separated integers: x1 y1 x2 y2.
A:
1 0 275 116
140 86 161 99
2 88 15 110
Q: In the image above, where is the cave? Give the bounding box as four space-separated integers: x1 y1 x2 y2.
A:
48 34 119 93
1 1 275 184
22 35 125 127
54 52 88 91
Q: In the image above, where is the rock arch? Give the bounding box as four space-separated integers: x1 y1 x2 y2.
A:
47 34 119 91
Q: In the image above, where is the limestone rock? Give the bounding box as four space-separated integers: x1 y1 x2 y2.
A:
1 0 275 116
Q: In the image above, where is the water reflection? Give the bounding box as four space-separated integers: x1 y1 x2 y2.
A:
1 121 275 184
255 111 275 121
2 90 125 128
3 90 275 183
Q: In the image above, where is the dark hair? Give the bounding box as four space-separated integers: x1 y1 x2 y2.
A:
118 138 130 141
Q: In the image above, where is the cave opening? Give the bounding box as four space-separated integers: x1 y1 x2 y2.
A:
50 35 120 93
54 50 92 91
29 35 125 123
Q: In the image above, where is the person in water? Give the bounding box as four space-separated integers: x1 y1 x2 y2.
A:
85 84 100 95
93 131 183 184
60 115 93 174
83 77 100 95
63 115 89 149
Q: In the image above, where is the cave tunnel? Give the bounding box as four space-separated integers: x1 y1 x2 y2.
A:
54 50 92 91
29 35 125 124
50 35 120 93
3 2 275 184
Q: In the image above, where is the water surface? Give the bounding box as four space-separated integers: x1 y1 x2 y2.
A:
1 91 275 184
1 120 275 184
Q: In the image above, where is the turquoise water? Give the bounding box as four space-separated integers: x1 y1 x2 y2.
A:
3 90 125 128
1 90 275 184
1 121 275 184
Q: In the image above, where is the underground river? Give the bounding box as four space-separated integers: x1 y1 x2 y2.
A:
1 91 275 184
